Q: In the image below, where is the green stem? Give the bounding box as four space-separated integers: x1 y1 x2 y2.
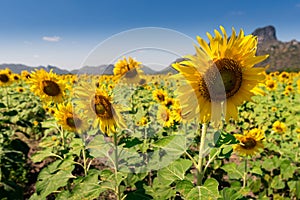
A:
203 148 221 177
243 158 248 188
5 87 10 110
60 126 65 150
196 123 208 186
82 147 88 176
113 133 121 200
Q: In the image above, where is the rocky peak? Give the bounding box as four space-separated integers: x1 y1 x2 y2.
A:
252 25 277 44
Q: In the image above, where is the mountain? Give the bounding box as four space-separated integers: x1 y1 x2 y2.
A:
252 25 300 72
1 25 299 74
0 64 70 74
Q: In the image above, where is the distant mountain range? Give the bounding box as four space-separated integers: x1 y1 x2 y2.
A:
0 63 177 75
1 25 299 74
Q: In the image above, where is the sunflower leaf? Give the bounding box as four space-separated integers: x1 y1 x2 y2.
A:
186 178 220 200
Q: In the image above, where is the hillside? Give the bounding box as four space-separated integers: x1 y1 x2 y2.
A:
1 25 299 74
252 25 300 72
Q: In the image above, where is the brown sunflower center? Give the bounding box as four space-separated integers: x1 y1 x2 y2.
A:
42 80 61 96
157 93 165 102
199 58 243 101
275 126 283 132
66 116 82 128
161 112 169 121
92 95 114 119
124 68 138 78
241 137 257 150
268 82 275 88
0 74 9 83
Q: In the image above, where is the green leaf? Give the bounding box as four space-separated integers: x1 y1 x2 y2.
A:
280 159 297 179
144 178 175 200
251 166 263 176
218 146 233 159
87 135 114 160
221 163 244 180
124 173 148 187
186 178 220 200
30 149 55 163
66 169 104 200
175 180 194 197
219 187 243 200
0 102 6 108
100 172 128 191
35 156 75 198
214 131 238 147
157 158 192 185
262 157 280 171
69 138 84 157
249 178 262 193
270 175 285 190
287 180 300 199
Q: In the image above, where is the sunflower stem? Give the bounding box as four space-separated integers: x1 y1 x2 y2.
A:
196 123 207 186
60 126 65 150
243 157 248 188
82 147 88 176
5 87 10 110
113 133 121 200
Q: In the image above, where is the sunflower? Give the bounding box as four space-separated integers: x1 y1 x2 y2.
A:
279 72 289 82
0 68 13 86
75 83 124 135
157 106 174 128
28 69 67 103
265 79 277 91
152 88 168 103
16 87 25 93
136 116 149 126
233 128 264 156
272 121 287 134
285 85 294 93
54 102 87 133
172 26 268 123
21 70 31 80
113 57 143 83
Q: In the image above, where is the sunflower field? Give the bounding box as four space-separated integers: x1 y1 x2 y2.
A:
0 27 300 200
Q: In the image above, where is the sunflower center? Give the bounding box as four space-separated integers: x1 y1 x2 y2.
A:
241 137 257 150
161 112 169 121
66 116 82 128
124 68 138 78
157 94 165 102
268 82 275 88
275 126 283 132
42 80 61 96
92 95 114 119
216 58 243 98
200 58 243 101
0 74 9 83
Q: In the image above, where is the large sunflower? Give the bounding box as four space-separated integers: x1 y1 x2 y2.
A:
0 68 13 87
54 102 87 133
113 57 143 83
172 26 268 123
233 128 264 156
28 69 67 103
75 83 124 135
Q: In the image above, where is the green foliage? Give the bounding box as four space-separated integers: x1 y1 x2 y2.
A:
1 72 300 199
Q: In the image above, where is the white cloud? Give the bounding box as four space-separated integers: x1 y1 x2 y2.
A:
42 36 61 42
33 54 39 58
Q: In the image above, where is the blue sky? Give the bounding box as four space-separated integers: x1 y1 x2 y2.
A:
0 0 300 70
